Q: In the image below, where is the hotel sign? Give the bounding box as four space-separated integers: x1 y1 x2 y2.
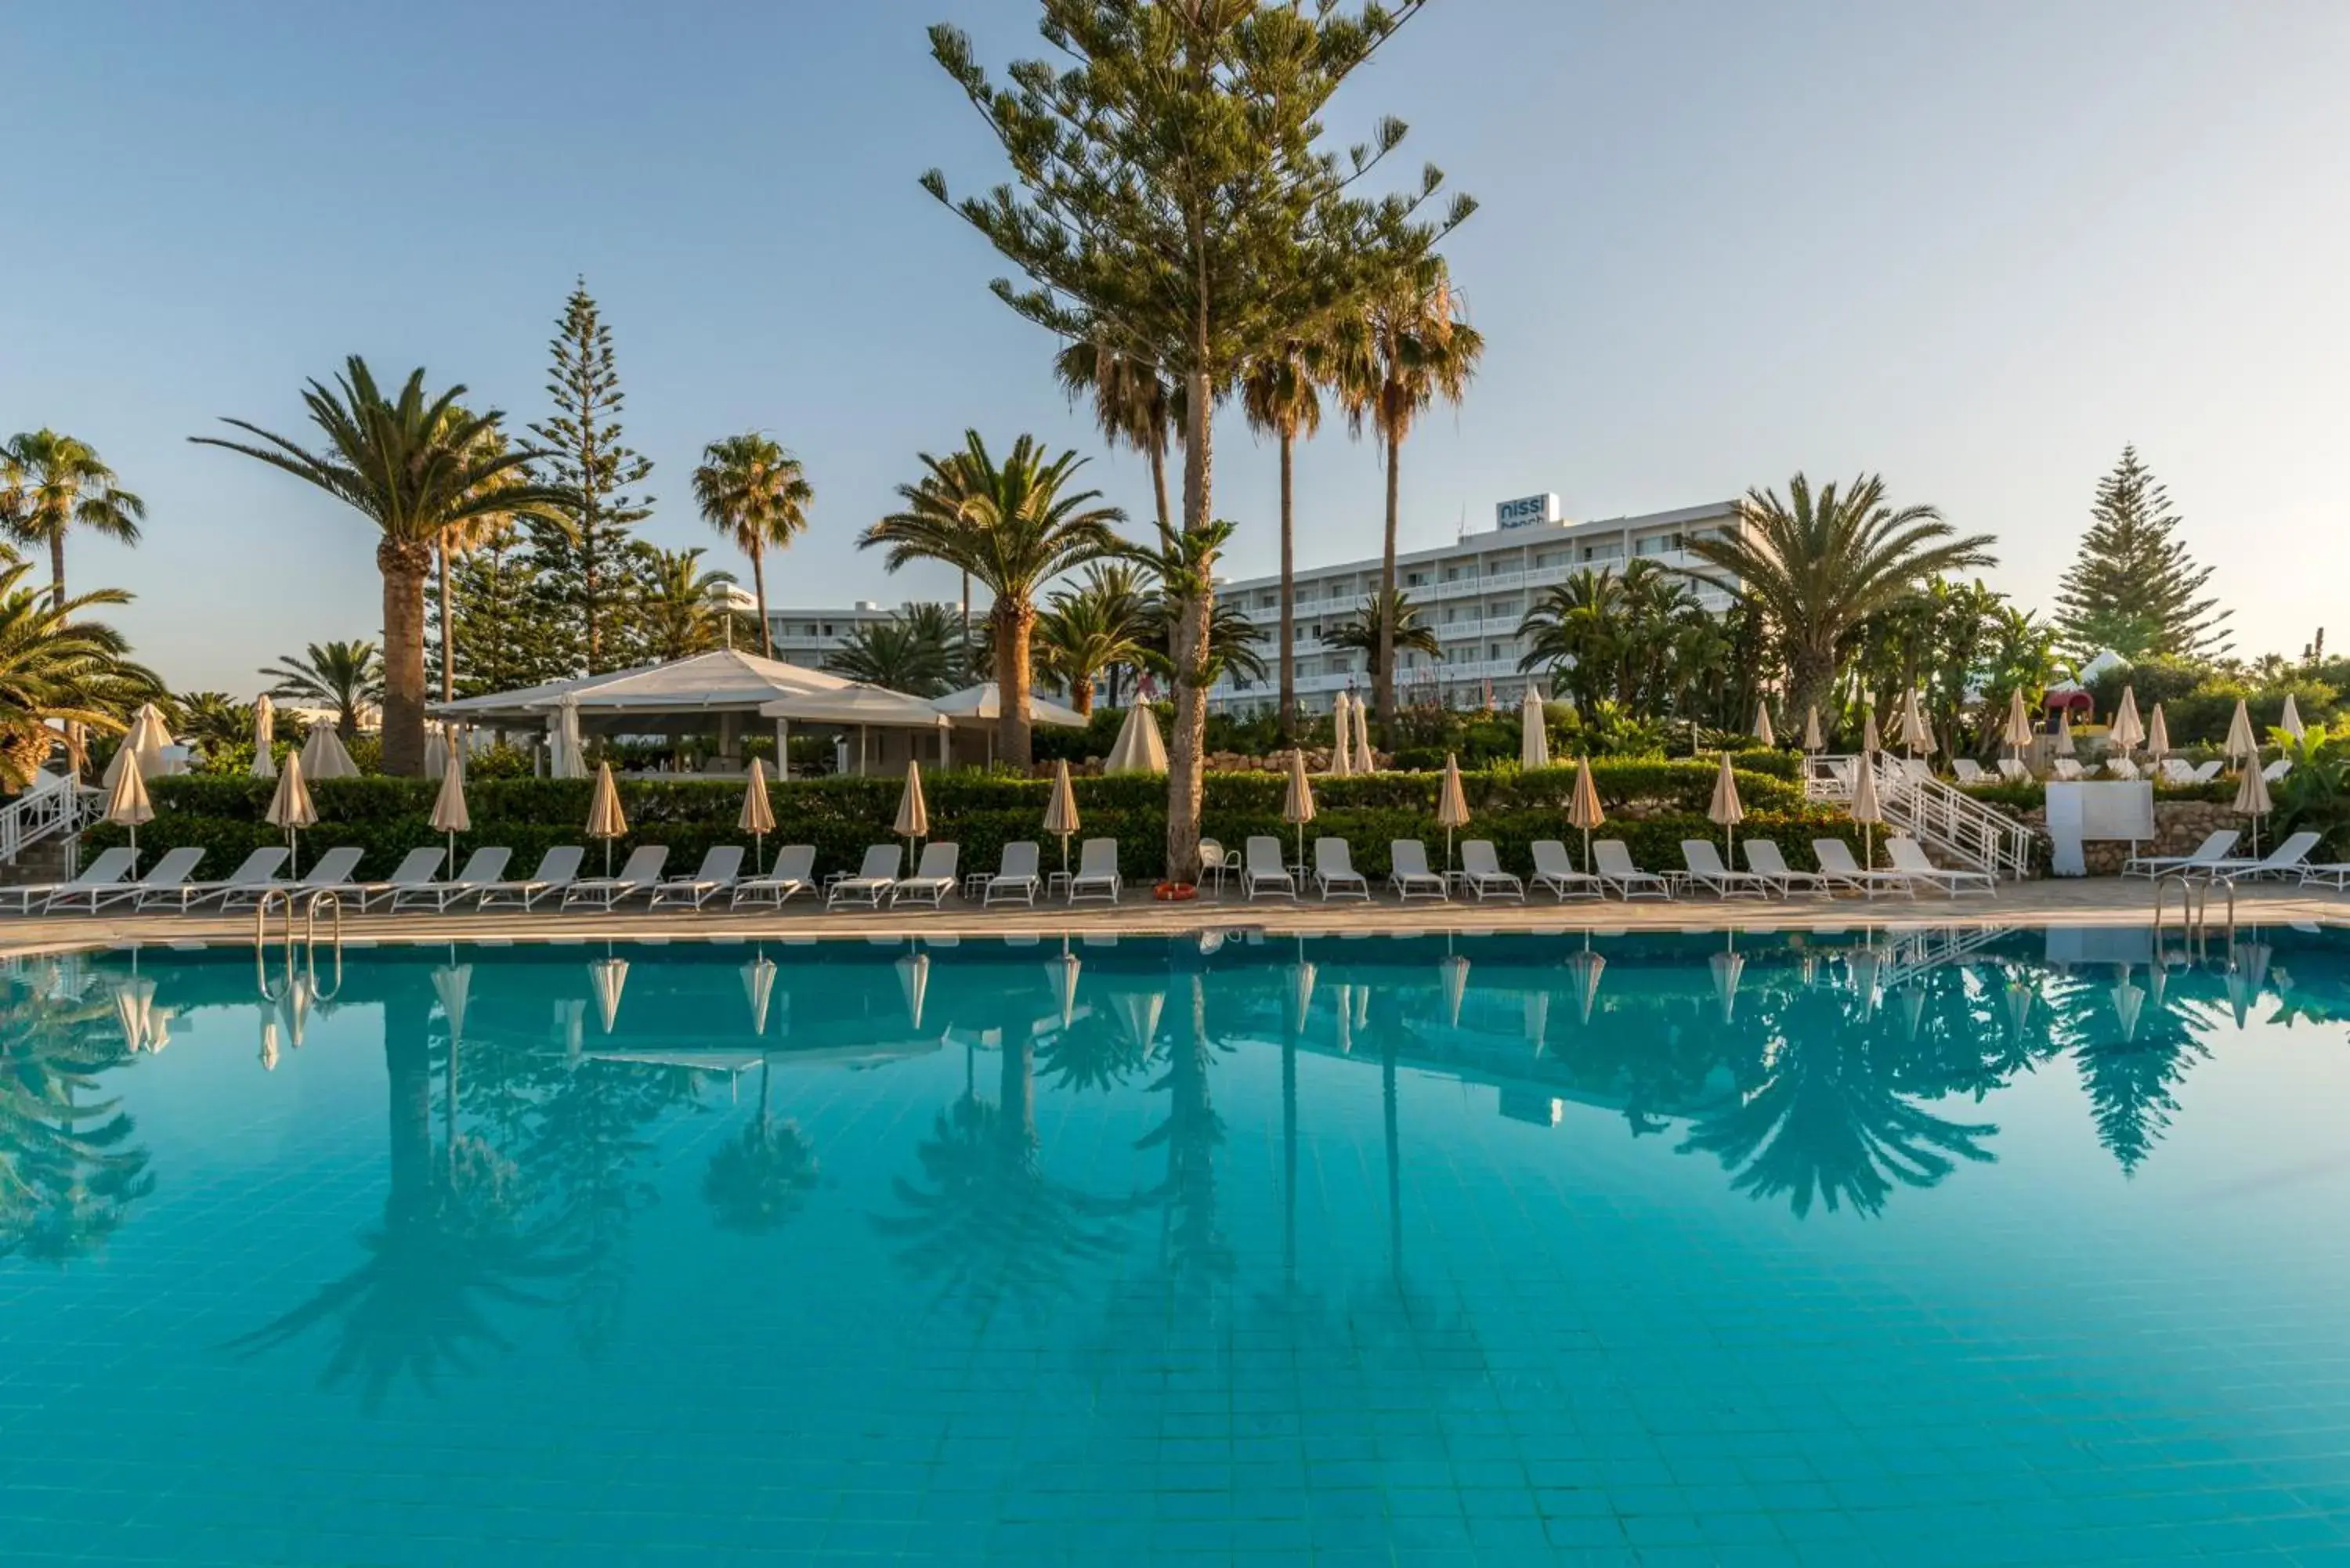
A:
1495 493 1560 530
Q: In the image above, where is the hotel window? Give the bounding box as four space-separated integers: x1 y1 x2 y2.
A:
821 623 835 637
804 623 819 637
1444 566 1461 582
1635 533 1686 557
1406 570 1426 587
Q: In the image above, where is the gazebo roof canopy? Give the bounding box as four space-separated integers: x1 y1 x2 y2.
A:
931 681 1088 729
432 649 947 731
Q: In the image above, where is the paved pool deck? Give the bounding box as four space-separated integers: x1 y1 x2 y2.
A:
0 875 2336 958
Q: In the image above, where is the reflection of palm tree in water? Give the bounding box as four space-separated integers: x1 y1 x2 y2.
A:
1679 986 1997 1217
877 1034 1123 1313
227 976 587 1409
0 972 156 1264
1137 976 1231 1293
702 1057 818 1233
2070 975 2214 1178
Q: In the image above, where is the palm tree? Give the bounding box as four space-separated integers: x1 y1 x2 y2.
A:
692 434 812 659
861 432 1129 766
0 564 158 789
1241 340 1325 737
634 547 736 662
193 358 563 775
1 429 146 609
1036 576 1151 715
823 609 959 697
1054 341 1177 533
1683 473 1997 732
1332 265 1483 728
168 692 255 755
260 640 382 744
1136 522 1268 694
1326 589 1441 681
1517 568 1624 713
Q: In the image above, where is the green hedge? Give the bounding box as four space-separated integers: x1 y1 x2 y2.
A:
89 759 1869 887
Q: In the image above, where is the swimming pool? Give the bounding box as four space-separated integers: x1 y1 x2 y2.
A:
3 927 2348 1565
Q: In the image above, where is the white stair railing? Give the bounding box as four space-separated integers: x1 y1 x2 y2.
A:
0 774 109 865
1878 923 2023 991
1803 754 2036 880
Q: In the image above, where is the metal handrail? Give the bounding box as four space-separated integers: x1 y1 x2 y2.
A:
2152 866 2236 959
303 891 345 1000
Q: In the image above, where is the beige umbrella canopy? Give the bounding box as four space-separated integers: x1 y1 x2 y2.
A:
2002 688 2034 758
894 760 930 847
251 695 277 780
739 757 776 872
1350 698 1374 773
2146 703 2171 760
1568 755 1605 873
1329 692 1354 778
1104 704 1167 774
302 722 360 781
1519 686 1550 769
1436 752 1471 875
2224 699 2258 765
1848 749 1883 865
2110 687 2145 753
1282 747 1316 868
1043 758 1079 874
103 746 154 852
429 731 469 869
548 692 587 779
1708 751 1744 854
2234 754 2272 854
1802 706 1823 753
424 726 449 782
265 750 316 873
1752 702 1775 748
2053 709 2076 757
1860 703 1881 757
1899 690 1932 756
2281 693 2306 742
586 760 627 876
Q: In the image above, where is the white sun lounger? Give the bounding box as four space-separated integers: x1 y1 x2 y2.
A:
67 847 205 912
1068 838 1122 904
1530 840 1603 901
1313 837 1369 901
2123 830 2239 879
1745 840 1828 898
893 842 960 908
159 847 292 911
2050 758 2083 781
477 846 585 910
828 844 902 909
389 847 514 912
1242 836 1296 901
1387 840 1449 901
219 845 367 910
1592 840 1671 901
1459 840 1525 902
2264 758 2293 782
1680 840 1771 899
648 846 743 909
562 845 669 910
2191 761 2224 783
732 844 816 908
1950 759 1987 785
983 841 1041 906
2 847 137 913
349 847 446 911
2106 757 2140 780
1886 837 1997 896
2207 830 2322 883
1812 839 1914 898
2158 759 2197 786
1196 839 1232 895
1997 758 2030 782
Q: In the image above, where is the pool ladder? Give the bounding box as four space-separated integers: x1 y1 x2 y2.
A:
254 888 344 1003
2151 868 2236 963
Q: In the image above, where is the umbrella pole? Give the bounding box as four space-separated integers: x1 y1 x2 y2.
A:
605 840 614 879
755 831 765 876
1582 827 1590 876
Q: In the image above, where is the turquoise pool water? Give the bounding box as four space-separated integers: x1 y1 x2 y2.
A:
4 927 2349 1565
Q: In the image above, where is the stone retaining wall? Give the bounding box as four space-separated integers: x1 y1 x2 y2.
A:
2015 798 2241 876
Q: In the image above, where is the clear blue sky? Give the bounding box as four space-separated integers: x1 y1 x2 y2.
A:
6 1 2348 692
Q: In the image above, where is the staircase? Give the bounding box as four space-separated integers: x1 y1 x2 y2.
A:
1878 923 2023 990
1804 754 2036 880
1 770 107 876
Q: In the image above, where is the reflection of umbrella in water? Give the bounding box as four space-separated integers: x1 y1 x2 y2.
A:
1900 984 1927 1042
431 963 472 1046
2003 976 2034 1037
742 953 778 1037
897 952 931 1031
1522 990 1550 1053
1709 937 1743 1024
2225 943 2274 1028
1440 952 1469 1028
114 977 156 1052
588 954 628 1035
1047 947 1080 1030
280 974 313 1047
1848 944 1882 1014
1287 958 1316 1035
1566 942 1606 1024
258 1014 281 1071
2110 977 2146 1042
1112 987 1162 1054
1333 984 1354 1053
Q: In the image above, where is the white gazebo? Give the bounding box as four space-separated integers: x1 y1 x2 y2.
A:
431 649 954 778
929 682 1090 764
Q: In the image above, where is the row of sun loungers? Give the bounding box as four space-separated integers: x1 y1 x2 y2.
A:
1950 756 2262 786
15 826 2350 915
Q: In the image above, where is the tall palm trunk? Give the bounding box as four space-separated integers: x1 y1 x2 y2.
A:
1277 428 1296 739
750 545 772 658
1375 423 1401 728
1166 365 1216 883
995 598 1036 767
48 533 66 612
960 570 973 684
385 982 434 1215
438 533 455 702
378 537 432 775
1071 674 1095 716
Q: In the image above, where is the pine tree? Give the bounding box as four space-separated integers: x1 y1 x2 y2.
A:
529 281 653 674
2052 446 2228 661
437 522 573 696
